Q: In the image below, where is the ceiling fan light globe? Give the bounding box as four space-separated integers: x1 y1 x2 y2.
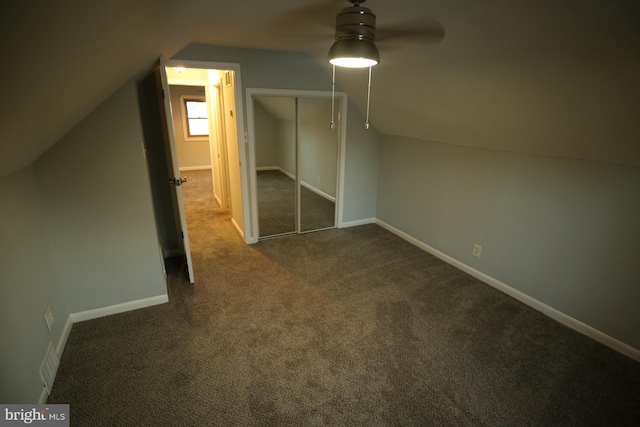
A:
327 38 380 68
329 57 378 68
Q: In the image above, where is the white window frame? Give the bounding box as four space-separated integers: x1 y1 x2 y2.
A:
179 94 209 141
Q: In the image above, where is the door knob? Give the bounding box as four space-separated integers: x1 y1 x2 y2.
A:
169 177 188 186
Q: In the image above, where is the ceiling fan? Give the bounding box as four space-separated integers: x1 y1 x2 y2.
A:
274 1 445 129
274 0 446 65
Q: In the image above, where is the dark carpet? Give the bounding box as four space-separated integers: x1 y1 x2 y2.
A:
47 170 640 426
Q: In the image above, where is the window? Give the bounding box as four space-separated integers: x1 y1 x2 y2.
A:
180 95 209 140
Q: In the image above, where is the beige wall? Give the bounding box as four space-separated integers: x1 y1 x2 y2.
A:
169 85 212 170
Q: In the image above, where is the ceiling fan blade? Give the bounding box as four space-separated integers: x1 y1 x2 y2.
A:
265 0 343 46
268 31 334 47
376 19 445 44
278 0 343 29
267 1 446 49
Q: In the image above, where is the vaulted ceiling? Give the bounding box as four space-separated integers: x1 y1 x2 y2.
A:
1 0 639 179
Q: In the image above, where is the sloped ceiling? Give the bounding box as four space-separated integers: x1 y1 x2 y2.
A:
1 0 639 179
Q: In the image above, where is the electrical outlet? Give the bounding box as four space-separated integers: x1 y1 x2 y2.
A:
473 244 482 257
317 175 321 184
44 306 54 331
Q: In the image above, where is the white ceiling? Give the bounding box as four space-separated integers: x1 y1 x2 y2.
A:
1 0 639 179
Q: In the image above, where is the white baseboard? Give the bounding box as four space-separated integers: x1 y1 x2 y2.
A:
300 180 336 202
179 166 211 171
278 168 295 180
257 168 335 202
231 218 245 241
70 294 169 323
39 295 168 403
214 194 223 208
56 316 74 363
38 387 48 404
340 217 376 228
375 219 640 363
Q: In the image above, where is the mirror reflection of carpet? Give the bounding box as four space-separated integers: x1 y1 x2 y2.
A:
257 170 335 237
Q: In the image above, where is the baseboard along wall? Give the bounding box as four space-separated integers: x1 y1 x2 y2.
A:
40 218 639 405
179 166 212 172
339 218 376 228
257 166 336 202
70 295 169 323
41 294 169 402
375 219 640 363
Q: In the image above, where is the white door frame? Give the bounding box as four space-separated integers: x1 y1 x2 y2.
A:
246 88 348 242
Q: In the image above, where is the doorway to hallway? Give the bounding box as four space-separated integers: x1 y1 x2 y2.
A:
162 62 246 283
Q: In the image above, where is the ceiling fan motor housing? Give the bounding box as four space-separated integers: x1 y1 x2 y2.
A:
328 1 380 67
334 6 376 41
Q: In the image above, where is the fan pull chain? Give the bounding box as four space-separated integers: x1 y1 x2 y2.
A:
365 66 372 130
330 64 336 130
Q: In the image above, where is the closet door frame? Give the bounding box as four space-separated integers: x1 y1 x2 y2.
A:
246 88 347 242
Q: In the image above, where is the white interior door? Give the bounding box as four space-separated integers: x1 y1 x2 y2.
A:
159 57 194 283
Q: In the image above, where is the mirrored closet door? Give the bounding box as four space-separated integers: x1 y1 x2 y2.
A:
252 93 342 239
298 97 339 233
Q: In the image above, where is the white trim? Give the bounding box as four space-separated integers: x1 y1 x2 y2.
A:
375 219 640 362
56 316 74 362
231 217 246 241
300 180 336 203
70 295 169 323
38 387 48 404
179 93 209 142
246 91 259 242
336 99 348 228
167 78 207 87
277 167 295 181
340 217 376 228
255 168 334 201
38 295 167 403
179 166 212 172
255 167 295 180
214 193 224 208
